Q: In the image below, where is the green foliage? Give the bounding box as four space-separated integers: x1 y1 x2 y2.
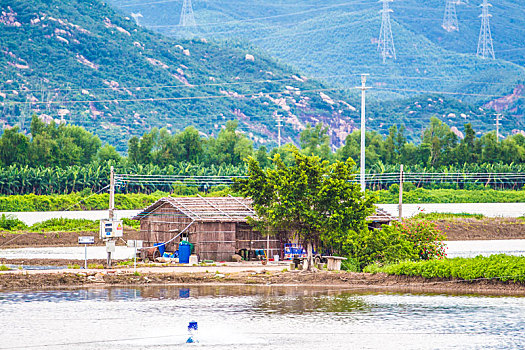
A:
0 265 10 271
364 255 525 283
393 221 447 260
121 218 140 229
376 188 525 204
234 151 375 258
412 212 485 220
0 214 27 231
29 218 99 232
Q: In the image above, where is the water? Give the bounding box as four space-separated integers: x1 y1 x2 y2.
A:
0 246 136 260
0 286 523 349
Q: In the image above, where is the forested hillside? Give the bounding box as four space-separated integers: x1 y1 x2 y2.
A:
110 0 525 138
0 0 371 151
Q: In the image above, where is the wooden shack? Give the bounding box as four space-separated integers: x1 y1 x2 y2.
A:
132 195 282 261
133 196 396 262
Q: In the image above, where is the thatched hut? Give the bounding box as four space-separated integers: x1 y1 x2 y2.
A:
133 196 396 261
132 195 282 261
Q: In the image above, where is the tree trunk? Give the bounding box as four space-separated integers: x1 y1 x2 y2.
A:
306 242 313 271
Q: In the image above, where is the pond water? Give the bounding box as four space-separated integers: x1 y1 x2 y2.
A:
0 286 523 349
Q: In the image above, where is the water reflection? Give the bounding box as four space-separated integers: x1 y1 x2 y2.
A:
0 286 523 350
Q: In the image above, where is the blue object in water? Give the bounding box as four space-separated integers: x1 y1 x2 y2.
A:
186 321 198 343
154 243 166 256
179 242 191 264
179 288 190 298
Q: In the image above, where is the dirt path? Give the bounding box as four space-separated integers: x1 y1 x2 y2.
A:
0 269 523 296
436 218 525 240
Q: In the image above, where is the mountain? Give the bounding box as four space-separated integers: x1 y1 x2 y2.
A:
1 0 522 152
1 0 372 151
109 0 525 135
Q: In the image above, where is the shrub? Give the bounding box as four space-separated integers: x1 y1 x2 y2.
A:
0 214 28 231
394 220 447 260
364 255 525 283
29 218 99 232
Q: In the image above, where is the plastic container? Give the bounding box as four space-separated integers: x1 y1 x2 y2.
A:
179 242 191 264
154 243 166 256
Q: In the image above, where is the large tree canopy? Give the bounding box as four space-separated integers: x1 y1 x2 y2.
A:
233 150 375 266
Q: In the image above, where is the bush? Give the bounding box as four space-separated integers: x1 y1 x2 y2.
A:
0 214 27 231
342 227 419 271
29 218 99 232
364 255 525 283
394 220 447 260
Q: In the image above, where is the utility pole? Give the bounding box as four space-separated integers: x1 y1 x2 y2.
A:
378 0 396 63
180 0 197 27
398 164 404 221
109 166 115 220
443 0 459 32
131 12 143 26
276 113 283 148
477 0 495 59
357 74 370 192
107 166 115 268
495 113 501 142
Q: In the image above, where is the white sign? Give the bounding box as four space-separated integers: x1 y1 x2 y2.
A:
99 220 124 239
106 240 116 253
127 240 143 248
78 236 95 244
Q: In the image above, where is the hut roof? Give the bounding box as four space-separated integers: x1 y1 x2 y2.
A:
134 196 396 224
367 207 397 223
133 195 256 222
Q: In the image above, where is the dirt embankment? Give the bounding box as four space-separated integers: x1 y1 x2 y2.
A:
435 218 525 241
0 270 523 296
0 229 141 248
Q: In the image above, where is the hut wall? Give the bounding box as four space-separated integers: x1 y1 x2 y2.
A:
235 223 282 259
140 203 193 251
190 222 236 261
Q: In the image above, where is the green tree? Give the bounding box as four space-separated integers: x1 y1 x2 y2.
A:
0 126 30 166
300 123 331 160
233 151 375 270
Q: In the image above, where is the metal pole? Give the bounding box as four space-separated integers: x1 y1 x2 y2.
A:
359 74 369 192
398 164 404 221
266 234 270 263
496 113 500 142
277 114 282 148
108 166 115 267
109 166 115 220
84 244 88 269
134 245 137 274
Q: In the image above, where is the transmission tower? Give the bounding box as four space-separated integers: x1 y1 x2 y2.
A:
442 0 459 32
180 0 196 27
477 0 495 59
378 0 396 64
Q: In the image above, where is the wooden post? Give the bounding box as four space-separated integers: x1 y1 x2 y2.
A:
398 164 404 221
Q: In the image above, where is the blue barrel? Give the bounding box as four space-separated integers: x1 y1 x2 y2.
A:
179 242 191 263
154 243 166 256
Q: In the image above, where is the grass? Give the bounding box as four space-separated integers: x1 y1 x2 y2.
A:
411 212 486 220
0 265 10 271
87 263 104 269
364 255 525 283
68 264 81 269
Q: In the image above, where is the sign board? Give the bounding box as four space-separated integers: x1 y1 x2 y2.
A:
78 236 95 244
106 240 116 253
99 220 124 239
127 240 143 248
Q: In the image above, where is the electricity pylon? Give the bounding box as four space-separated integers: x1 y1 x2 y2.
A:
442 0 459 32
131 13 143 26
180 0 197 27
477 0 495 59
378 0 396 64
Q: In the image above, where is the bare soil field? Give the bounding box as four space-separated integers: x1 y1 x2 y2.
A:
436 218 525 240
